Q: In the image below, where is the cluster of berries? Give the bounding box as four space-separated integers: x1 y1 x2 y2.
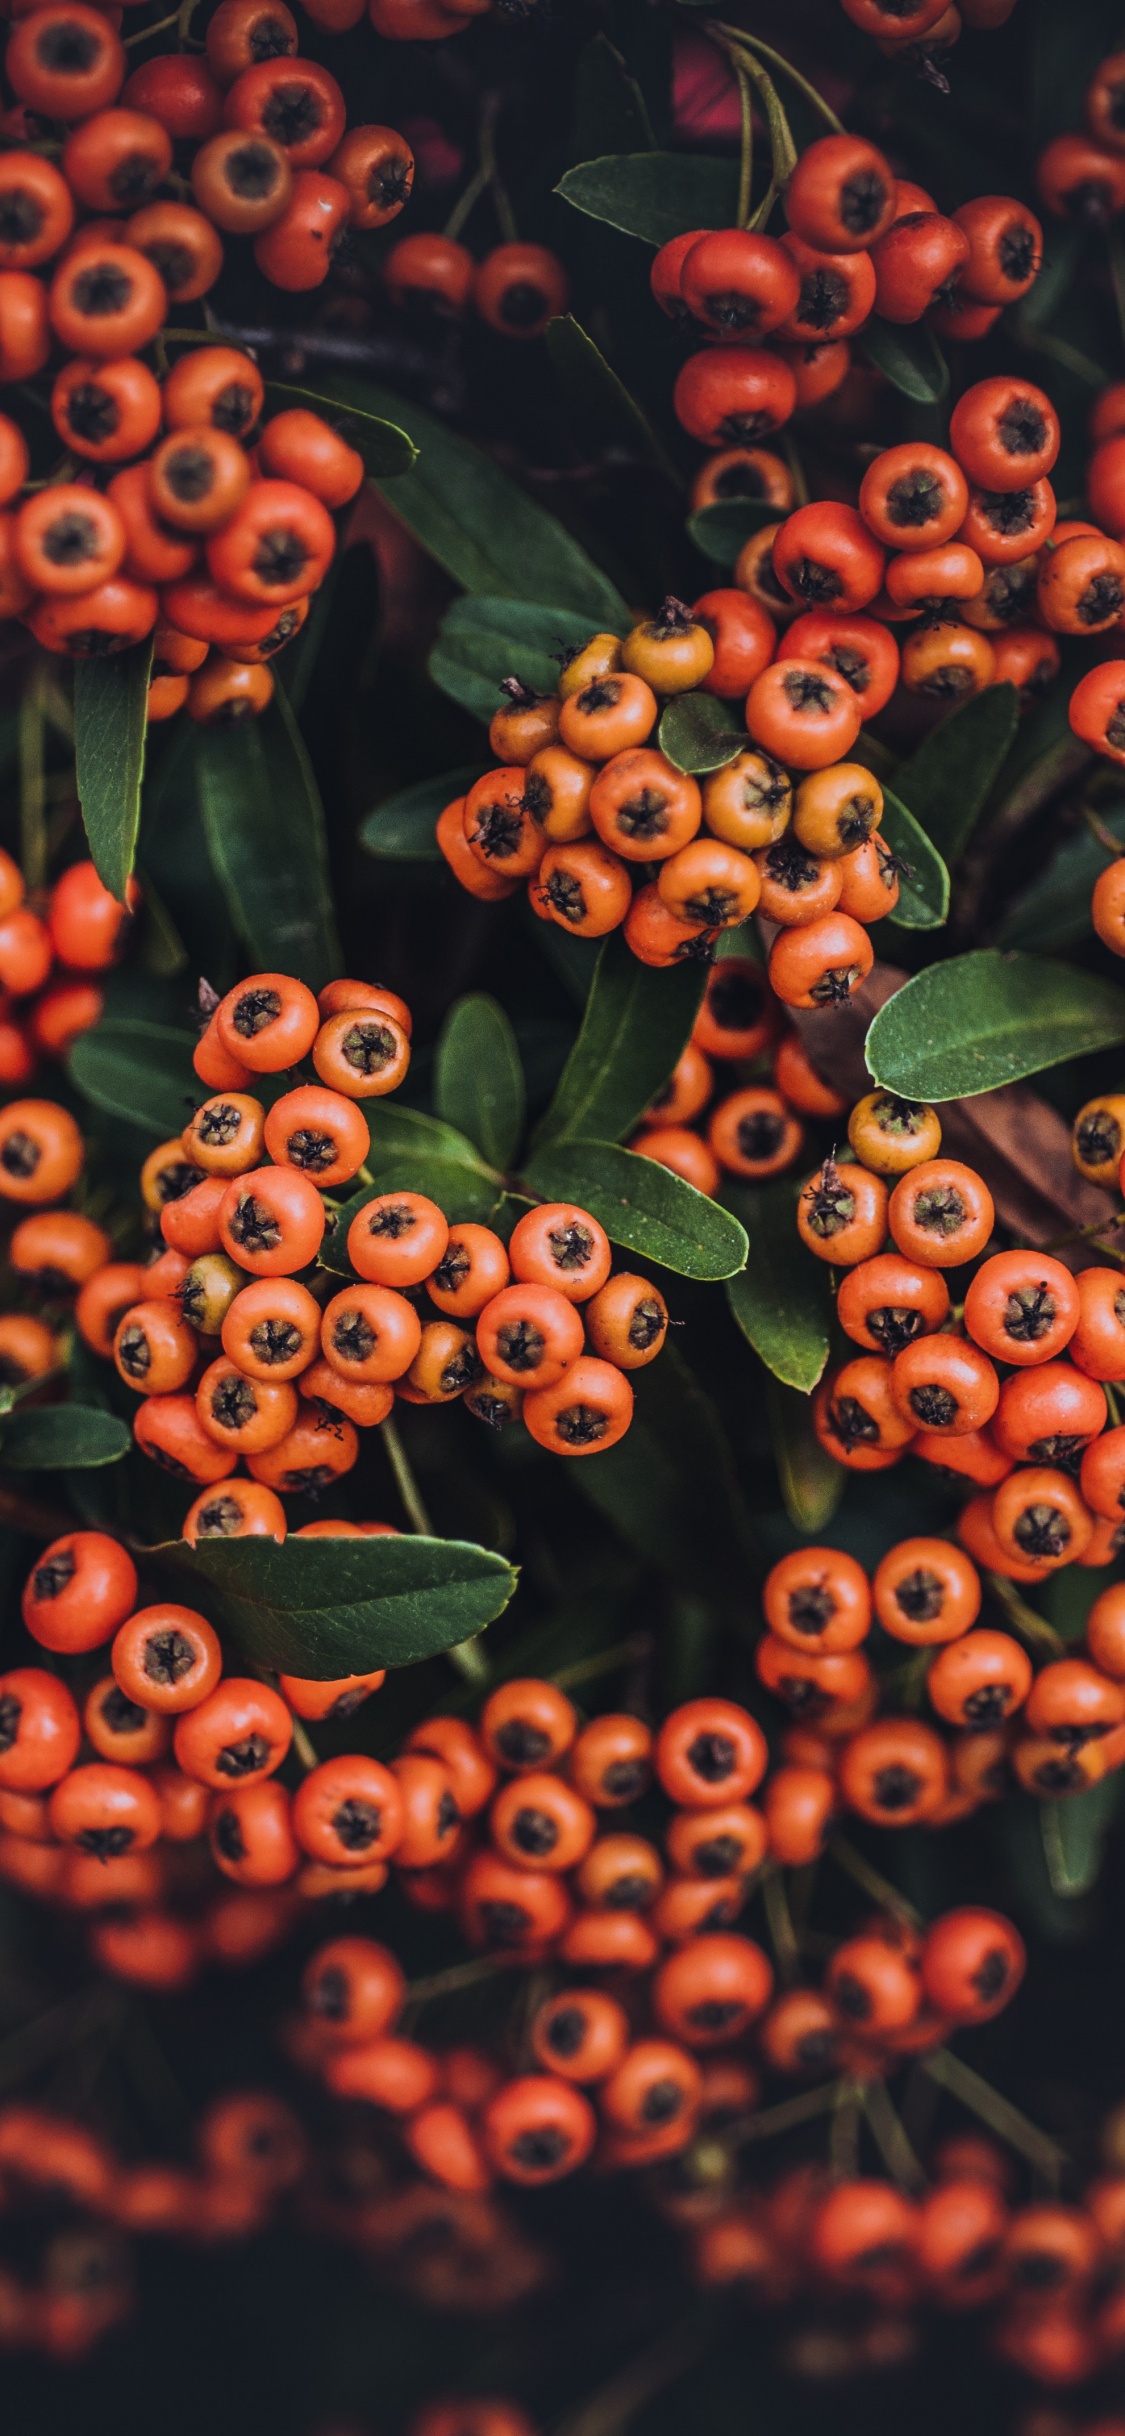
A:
1034 43 1125 227
0 966 667 1473
290 1898 1022 2202
797 1091 1125 1595
435 606 897 991
0 2088 315 2358
683 2124 1125 2392
0 849 136 1110
629 957 828 1202
758 1538 1125 1812
436 354 1105 984
659 134 1042 438
0 0 425 714
381 230 568 343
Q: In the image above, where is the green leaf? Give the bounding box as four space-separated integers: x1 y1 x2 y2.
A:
859 318 949 404
533 931 705 1148
880 785 950 931
725 1183 831 1392
865 950 1125 1102
766 1375 844 1534
545 315 679 481
686 500 778 568
429 598 604 723
335 378 628 627
893 684 1019 869
556 152 739 246
152 1534 516 1676
194 685 342 991
659 691 746 775
73 640 154 904
997 804 1125 951
69 1017 198 1137
524 1137 747 1278
360 764 483 862
367 1100 493 1174
263 379 416 476
573 1342 760 1605
435 994 525 1172
0 1405 129 1469
1040 1775 1123 1899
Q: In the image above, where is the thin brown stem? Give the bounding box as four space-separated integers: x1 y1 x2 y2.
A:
985 1572 1064 1657
380 1414 433 1536
862 2079 926 2191
922 2047 1066 2186
405 1955 509 2007
553 2314 715 2436
729 2078 843 2147
289 1717 319 1773
828 1832 925 1927
761 1864 801 1986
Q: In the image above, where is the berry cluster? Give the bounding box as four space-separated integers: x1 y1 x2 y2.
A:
0 850 135 1106
0 966 668 1477
759 1538 1125 1810
682 2122 1125 2391
0 0 424 718
798 1085 1125 1591
435 342 1105 981
663 133 1042 431
630 957 838 1200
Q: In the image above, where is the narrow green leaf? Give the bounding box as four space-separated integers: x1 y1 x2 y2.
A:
997 804 1125 951
360 765 483 862
429 598 603 723
556 152 739 246
524 1137 748 1278
893 684 1019 869
153 1534 516 1676
725 1183 831 1392
0 1405 130 1469
264 379 415 475
659 691 746 775
545 314 679 480
73 640 154 903
880 785 950 931
333 378 628 627
865 951 1125 1102
194 685 342 991
1040 1776 1123 1899
435 994 525 1172
533 932 705 1148
766 1375 844 1534
69 1017 198 1137
859 318 949 404
686 500 777 568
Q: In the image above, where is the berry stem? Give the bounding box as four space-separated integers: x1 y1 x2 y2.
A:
828 1831 925 1927
289 1716 319 1773
708 23 846 137
862 2079 926 2191
922 2046 1065 2187
18 655 48 897
761 1861 801 1984
380 1412 434 1537
983 1571 1065 1657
